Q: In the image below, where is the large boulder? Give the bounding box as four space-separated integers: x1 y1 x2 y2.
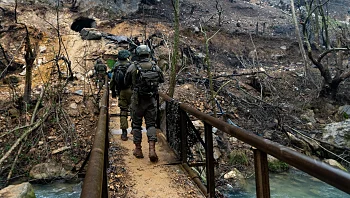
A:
322 120 350 148
223 168 246 189
0 182 35 198
29 162 72 180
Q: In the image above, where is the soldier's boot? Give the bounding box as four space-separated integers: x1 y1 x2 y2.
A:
149 141 158 162
121 129 128 141
133 143 144 158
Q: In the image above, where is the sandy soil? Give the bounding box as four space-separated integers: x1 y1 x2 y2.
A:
108 98 204 198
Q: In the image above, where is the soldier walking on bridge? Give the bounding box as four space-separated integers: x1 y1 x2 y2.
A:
124 45 164 162
94 58 107 89
110 50 132 141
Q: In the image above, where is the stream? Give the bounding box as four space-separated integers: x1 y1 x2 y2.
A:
32 180 82 198
221 169 350 198
31 169 349 197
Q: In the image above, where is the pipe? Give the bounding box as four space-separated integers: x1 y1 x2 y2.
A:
81 83 109 198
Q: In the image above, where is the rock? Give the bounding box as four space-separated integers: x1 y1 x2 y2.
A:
280 45 287 50
19 68 26 76
192 120 204 131
224 168 242 179
80 28 102 40
324 103 336 114
39 46 47 53
213 147 221 160
323 159 348 172
338 105 350 118
8 108 20 118
0 182 35 198
229 137 238 143
70 103 78 109
86 70 94 78
300 109 316 123
29 162 72 180
223 168 246 189
258 67 265 72
74 90 84 96
74 73 85 81
322 120 350 148
193 26 200 33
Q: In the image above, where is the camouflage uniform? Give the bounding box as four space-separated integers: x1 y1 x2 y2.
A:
94 59 107 87
124 45 164 162
110 50 132 141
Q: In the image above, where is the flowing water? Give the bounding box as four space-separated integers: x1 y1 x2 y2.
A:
32 180 82 198
222 169 350 198
31 169 349 198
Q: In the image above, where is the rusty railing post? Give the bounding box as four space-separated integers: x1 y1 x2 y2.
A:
204 123 215 198
179 109 188 163
254 149 270 198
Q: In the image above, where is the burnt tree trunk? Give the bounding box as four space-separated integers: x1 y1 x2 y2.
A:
23 29 36 104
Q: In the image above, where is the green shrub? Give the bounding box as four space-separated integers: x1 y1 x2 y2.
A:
228 150 248 166
268 160 289 173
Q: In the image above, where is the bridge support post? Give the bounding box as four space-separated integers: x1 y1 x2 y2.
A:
204 123 215 198
254 149 270 198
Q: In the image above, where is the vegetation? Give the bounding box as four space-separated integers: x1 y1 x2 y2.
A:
228 150 249 167
268 160 289 173
300 0 350 98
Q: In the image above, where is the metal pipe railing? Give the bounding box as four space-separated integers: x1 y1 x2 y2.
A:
159 92 350 195
81 81 109 198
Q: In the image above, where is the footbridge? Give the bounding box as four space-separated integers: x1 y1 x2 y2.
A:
80 83 350 198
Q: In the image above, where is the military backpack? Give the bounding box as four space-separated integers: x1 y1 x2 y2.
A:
135 63 161 97
113 62 131 91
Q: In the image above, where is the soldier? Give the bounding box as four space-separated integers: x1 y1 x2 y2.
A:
94 58 107 89
124 45 164 162
110 50 132 141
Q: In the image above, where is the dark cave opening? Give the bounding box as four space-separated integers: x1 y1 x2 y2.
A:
70 17 96 32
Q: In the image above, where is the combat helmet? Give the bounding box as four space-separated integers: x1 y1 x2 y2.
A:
96 58 103 64
136 45 151 56
118 50 131 60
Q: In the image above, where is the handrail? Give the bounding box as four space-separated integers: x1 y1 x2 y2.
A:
159 92 350 195
81 81 109 198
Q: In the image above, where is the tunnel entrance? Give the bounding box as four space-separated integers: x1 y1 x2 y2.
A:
70 17 96 32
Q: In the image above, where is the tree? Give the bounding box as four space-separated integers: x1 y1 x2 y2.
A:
23 26 37 104
215 0 223 27
168 0 179 98
200 24 220 117
300 0 350 98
